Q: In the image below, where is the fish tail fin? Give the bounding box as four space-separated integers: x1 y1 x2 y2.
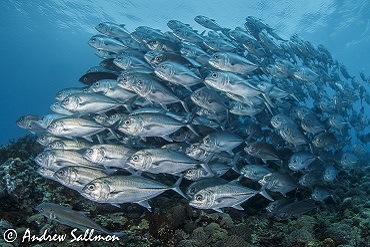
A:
221 28 231 37
181 100 190 113
184 110 199 136
231 151 241 174
171 176 188 199
259 189 274 201
111 232 127 238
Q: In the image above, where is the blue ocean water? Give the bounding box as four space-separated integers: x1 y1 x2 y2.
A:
0 0 369 146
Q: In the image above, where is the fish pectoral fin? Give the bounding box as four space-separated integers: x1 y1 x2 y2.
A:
110 203 121 208
137 200 152 211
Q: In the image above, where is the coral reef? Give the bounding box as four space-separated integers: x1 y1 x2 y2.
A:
1 136 370 246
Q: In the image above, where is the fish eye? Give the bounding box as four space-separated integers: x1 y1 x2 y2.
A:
155 56 161 61
190 188 195 193
87 184 95 190
39 153 45 159
125 119 131 125
98 23 103 27
186 170 193 175
137 80 143 86
211 72 217 78
87 149 93 155
132 155 139 162
91 38 96 42
214 54 220 59
149 51 155 55
160 64 166 69
57 170 65 176
196 194 203 201
204 137 210 144
94 82 100 87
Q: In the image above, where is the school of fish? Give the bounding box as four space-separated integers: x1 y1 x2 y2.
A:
17 15 370 221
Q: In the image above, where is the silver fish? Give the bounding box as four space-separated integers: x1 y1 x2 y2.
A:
16 114 44 132
200 131 244 155
311 187 335 203
117 112 196 142
189 181 271 212
37 134 61 146
293 66 319 82
83 144 135 169
259 172 297 197
34 149 100 171
56 87 86 101
191 87 228 113
114 55 152 70
172 28 204 43
130 74 189 112
46 139 91 151
95 22 130 39
288 152 316 172
208 52 259 74
340 152 359 167
53 166 115 192
88 35 127 53
61 93 121 115
184 161 236 181
186 177 228 198
90 79 137 104
271 199 317 221
50 101 74 115
240 164 271 181
204 71 262 99
154 61 202 90
244 142 280 163
47 117 107 142
194 15 225 32
126 148 204 175
36 203 125 237
81 175 186 211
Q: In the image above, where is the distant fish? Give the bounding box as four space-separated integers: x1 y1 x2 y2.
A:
36 203 125 237
79 71 118 86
